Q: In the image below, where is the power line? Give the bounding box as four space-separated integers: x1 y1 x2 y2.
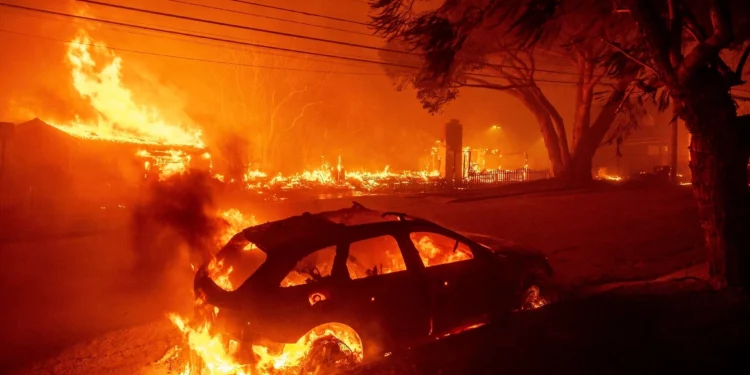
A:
1 5 385 70
78 0 584 77
0 28 387 76
0 3 584 85
167 0 377 38
230 0 369 26
78 0 409 56
1 2 418 69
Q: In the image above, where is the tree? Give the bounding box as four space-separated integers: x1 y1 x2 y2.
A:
490 0 750 288
206 45 331 176
369 0 639 181
619 0 750 288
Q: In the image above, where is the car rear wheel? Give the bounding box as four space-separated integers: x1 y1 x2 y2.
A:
297 334 361 375
518 268 556 311
274 322 364 375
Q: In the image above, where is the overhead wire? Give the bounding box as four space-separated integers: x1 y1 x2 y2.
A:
0 2 418 69
230 0 370 26
77 0 412 56
77 0 585 77
0 2 587 85
167 0 377 38
0 29 388 76
0 6 389 71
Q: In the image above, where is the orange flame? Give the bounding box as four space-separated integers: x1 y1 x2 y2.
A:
51 32 204 147
414 235 473 266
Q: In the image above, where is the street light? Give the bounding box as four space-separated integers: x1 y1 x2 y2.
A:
490 125 501 131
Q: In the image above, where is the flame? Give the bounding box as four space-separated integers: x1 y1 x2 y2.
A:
521 285 548 310
168 212 511 374
414 235 473 267
137 149 193 180
217 208 257 247
236 158 441 193
50 32 203 147
595 168 622 182
169 314 249 375
205 209 259 291
252 323 363 373
170 312 363 375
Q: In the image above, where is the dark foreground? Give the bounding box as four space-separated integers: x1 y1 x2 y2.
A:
347 281 750 375
2 182 734 374
17 280 750 375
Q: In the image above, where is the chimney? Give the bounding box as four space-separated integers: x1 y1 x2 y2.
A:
442 119 463 183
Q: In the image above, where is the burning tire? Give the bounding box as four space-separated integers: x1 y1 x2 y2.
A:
248 323 364 375
296 334 362 375
518 268 556 310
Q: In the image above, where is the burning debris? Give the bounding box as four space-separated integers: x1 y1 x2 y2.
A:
4 32 551 205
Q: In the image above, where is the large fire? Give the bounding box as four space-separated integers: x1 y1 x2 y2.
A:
57 33 203 147
27 30 546 374
161 205 365 374
171 206 486 374
37 33 542 194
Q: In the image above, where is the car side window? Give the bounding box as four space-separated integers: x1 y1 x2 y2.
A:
346 235 407 280
280 246 336 287
409 232 473 267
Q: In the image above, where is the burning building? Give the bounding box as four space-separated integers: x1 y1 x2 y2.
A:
0 118 211 213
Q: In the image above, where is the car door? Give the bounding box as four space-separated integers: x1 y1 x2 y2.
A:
406 230 490 335
336 231 431 351
259 244 346 344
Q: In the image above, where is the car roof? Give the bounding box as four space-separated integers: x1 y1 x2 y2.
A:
240 202 454 255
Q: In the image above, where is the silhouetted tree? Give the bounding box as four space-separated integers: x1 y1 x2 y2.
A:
369 0 641 181
403 0 750 288
617 0 750 288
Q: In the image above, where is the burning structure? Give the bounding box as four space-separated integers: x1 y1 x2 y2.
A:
0 30 552 212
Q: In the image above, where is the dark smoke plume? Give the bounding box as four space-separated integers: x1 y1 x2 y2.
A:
130 171 225 280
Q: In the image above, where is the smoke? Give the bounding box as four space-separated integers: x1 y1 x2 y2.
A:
217 132 252 181
129 171 227 282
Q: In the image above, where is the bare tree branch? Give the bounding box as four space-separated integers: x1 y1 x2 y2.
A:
676 0 734 82
628 0 678 83
604 39 659 74
668 0 684 66
735 42 750 78
285 101 322 132
463 77 531 91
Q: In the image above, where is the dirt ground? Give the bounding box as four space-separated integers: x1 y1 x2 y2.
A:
0 182 713 374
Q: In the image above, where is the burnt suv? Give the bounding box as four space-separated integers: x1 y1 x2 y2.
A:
194 202 553 363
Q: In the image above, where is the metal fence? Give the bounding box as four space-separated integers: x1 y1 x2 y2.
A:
466 168 551 185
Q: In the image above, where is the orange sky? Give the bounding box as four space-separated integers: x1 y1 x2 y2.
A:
0 0 645 173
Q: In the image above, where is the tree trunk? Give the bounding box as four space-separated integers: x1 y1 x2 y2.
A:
511 89 567 177
566 154 594 183
527 101 566 177
533 87 572 168
565 76 634 184
679 69 750 289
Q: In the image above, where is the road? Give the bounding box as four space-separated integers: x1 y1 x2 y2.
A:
0 182 704 373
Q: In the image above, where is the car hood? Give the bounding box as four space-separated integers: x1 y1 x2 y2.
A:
460 231 553 275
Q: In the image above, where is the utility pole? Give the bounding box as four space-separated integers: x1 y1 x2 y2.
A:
0 122 15 214
670 112 679 183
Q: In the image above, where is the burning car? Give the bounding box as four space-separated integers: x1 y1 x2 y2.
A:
192 202 553 371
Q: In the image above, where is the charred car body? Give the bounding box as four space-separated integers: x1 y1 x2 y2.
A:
194 203 553 363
